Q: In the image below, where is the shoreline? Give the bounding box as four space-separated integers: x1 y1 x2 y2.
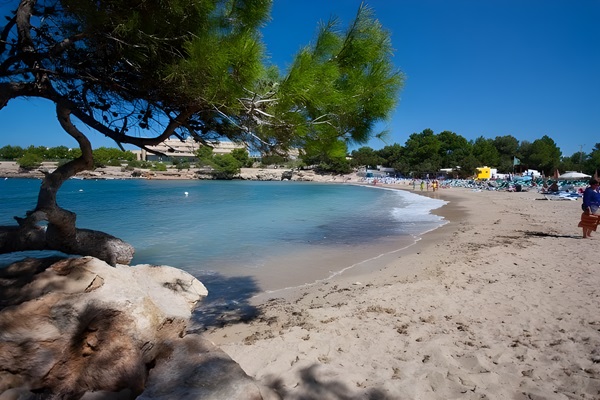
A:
245 182 460 306
245 183 463 305
202 185 600 399
200 184 465 333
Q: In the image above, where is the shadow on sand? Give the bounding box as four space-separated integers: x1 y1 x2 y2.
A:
190 273 262 330
523 230 582 239
264 365 392 400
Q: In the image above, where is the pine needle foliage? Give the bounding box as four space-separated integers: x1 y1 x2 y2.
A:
1 0 402 157
252 3 404 164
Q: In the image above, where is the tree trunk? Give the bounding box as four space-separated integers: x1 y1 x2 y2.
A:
0 102 134 266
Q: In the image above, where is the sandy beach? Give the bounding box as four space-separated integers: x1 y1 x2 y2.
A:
204 185 600 399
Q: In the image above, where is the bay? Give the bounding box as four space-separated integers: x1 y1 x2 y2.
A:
0 178 447 302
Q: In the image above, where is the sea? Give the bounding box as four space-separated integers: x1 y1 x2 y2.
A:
0 178 447 306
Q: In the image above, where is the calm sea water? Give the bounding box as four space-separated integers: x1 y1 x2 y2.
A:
0 178 447 299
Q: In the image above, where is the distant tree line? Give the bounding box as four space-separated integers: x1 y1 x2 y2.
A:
349 129 600 178
0 144 261 178
0 145 136 170
2 130 599 178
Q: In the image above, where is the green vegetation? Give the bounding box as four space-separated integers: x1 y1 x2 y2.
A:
350 131 599 178
0 145 81 162
16 153 43 170
150 163 167 172
3 133 598 178
211 154 242 179
127 160 154 169
193 146 254 178
230 148 253 168
92 147 136 168
1 145 136 166
171 158 191 171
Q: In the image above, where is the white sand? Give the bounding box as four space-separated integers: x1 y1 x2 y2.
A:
205 186 600 399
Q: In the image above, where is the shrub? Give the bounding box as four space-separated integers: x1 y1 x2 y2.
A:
176 162 191 170
17 153 43 170
151 163 167 171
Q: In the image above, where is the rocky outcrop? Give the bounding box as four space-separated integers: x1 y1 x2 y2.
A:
237 168 359 182
238 168 289 181
0 257 279 400
0 162 361 183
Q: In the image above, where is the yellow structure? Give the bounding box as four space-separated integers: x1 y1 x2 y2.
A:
476 166 491 180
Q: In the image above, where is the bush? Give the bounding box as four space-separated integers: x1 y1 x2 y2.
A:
315 158 352 174
0 145 25 160
127 160 153 169
176 162 191 170
151 163 167 171
212 154 241 179
260 154 286 166
17 153 43 170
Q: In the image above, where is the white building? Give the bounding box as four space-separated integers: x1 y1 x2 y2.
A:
133 138 247 161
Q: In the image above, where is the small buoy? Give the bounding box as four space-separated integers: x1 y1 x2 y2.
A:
79 189 83 192
184 192 189 196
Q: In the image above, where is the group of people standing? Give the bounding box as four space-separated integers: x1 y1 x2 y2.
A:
580 178 600 238
412 179 440 192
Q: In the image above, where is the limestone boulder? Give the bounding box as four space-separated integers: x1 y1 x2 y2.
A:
0 257 278 400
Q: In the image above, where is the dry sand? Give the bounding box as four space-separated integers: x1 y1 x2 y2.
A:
204 185 600 400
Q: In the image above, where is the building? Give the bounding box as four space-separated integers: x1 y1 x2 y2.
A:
133 138 247 162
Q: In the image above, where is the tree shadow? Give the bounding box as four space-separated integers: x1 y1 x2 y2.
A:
523 231 582 239
0 256 67 308
189 273 262 330
1 258 395 399
1 256 263 331
264 364 393 400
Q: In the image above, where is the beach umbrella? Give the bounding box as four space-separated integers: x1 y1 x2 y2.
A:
558 171 591 180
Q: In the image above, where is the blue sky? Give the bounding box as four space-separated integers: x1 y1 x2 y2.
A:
1 0 598 157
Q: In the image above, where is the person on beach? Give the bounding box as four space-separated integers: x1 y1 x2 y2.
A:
579 179 600 238
420 180 424 191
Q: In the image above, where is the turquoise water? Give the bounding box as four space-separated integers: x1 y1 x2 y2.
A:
0 178 447 296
